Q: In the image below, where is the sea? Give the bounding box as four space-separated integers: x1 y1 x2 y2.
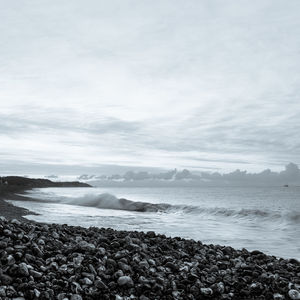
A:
6 186 300 260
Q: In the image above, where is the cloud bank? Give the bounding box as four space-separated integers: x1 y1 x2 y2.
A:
81 163 300 187
0 0 300 174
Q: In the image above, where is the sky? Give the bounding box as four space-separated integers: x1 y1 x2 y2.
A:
0 0 300 175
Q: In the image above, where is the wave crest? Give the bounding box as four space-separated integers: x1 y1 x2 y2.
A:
24 191 300 224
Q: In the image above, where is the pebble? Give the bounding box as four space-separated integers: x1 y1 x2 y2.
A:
117 276 134 287
289 289 300 300
274 293 285 300
0 218 299 299
201 288 213 296
70 294 83 300
18 263 29 276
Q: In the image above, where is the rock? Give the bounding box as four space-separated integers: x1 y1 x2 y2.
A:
52 231 60 239
95 279 108 289
216 282 225 294
18 263 29 276
81 277 93 285
11 219 21 225
73 255 84 267
0 241 8 249
200 288 213 296
97 247 106 255
146 231 156 238
78 240 95 251
34 288 41 298
0 286 6 297
70 294 83 300
117 276 134 287
57 293 68 300
274 293 285 300
289 289 300 300
0 214 299 300
7 254 16 265
30 270 43 278
0 274 13 284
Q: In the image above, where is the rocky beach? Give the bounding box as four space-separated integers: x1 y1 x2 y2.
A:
0 178 300 300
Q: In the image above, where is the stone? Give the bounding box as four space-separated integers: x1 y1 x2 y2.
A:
70 294 83 300
0 241 8 249
289 290 300 300
78 240 95 251
200 288 213 296
95 279 108 289
274 293 285 300
11 219 21 225
7 254 16 265
18 263 29 276
30 270 43 278
81 277 93 285
0 274 13 284
117 276 134 287
0 286 6 297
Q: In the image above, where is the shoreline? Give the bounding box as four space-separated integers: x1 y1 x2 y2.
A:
0 216 300 299
0 178 300 299
0 187 39 222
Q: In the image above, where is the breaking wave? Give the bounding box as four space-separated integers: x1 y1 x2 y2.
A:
23 191 300 224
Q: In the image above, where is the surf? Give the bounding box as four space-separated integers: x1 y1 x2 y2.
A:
21 190 300 224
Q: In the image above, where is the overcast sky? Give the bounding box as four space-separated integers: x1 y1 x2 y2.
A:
1 0 300 175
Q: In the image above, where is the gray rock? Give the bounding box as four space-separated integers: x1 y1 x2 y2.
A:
117 276 134 287
0 241 8 249
0 286 6 297
95 279 108 289
274 293 285 300
70 294 83 300
289 289 300 300
0 274 13 284
78 240 95 251
11 219 21 225
0 216 7 222
18 263 29 276
30 270 43 278
7 254 16 265
200 288 213 296
81 277 93 285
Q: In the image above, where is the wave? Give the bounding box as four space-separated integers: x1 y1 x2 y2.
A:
62 193 173 212
23 192 300 224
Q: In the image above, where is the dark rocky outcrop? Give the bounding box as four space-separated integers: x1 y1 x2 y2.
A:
1 176 90 189
0 218 299 299
0 176 91 221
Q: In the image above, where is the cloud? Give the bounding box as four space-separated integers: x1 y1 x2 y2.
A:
0 0 300 174
82 163 300 187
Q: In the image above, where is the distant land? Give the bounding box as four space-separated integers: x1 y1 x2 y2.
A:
2 163 299 187
75 163 300 187
0 176 90 195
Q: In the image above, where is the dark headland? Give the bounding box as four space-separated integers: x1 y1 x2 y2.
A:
0 176 91 221
0 177 299 300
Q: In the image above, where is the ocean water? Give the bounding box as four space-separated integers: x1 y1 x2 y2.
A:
7 186 300 260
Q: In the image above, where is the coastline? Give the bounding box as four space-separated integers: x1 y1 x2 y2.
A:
0 186 39 222
0 176 90 222
0 178 300 299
